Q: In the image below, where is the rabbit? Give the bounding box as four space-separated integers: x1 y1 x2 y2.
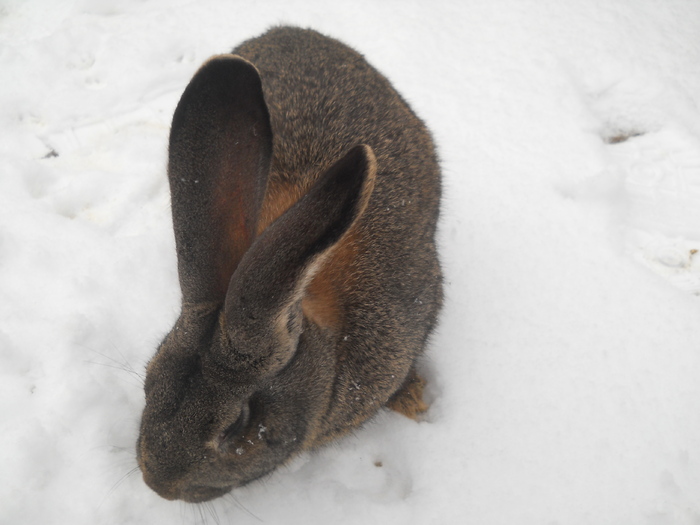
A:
137 26 442 503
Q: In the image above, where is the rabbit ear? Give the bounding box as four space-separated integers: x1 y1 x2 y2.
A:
168 55 272 304
215 145 377 377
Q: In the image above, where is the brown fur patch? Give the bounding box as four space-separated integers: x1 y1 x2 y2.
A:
386 369 429 420
301 227 363 330
256 178 307 235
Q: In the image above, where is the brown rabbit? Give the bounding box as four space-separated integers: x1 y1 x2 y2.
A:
137 26 442 503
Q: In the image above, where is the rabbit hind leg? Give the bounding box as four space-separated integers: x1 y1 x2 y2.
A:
386 368 429 420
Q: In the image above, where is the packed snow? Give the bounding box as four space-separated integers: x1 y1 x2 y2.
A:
2 1 700 524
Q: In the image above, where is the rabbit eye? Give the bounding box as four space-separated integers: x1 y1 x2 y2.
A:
219 403 250 443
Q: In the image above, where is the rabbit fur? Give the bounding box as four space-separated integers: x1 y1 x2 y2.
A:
137 26 442 503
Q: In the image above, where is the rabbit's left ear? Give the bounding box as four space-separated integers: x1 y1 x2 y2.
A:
168 55 272 304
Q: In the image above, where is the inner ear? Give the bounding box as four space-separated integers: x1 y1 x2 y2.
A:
168 55 272 305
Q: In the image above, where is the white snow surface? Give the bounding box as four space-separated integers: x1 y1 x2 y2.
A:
2 1 700 524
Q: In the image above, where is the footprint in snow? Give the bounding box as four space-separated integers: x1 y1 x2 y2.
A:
595 87 700 294
604 125 700 293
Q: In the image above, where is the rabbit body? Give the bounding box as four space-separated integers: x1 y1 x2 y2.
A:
137 26 442 503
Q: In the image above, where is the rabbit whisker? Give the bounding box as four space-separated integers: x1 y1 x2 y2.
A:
84 346 146 386
204 501 221 525
98 465 141 510
225 492 262 522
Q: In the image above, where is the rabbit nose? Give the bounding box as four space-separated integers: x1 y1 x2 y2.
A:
180 484 234 503
136 434 186 501
138 460 181 501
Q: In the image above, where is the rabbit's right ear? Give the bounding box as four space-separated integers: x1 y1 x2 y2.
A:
210 145 376 379
168 55 272 304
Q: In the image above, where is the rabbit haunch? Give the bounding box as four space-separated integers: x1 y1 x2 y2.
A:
137 26 442 503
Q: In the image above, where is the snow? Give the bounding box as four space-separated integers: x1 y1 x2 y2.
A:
2 1 700 524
